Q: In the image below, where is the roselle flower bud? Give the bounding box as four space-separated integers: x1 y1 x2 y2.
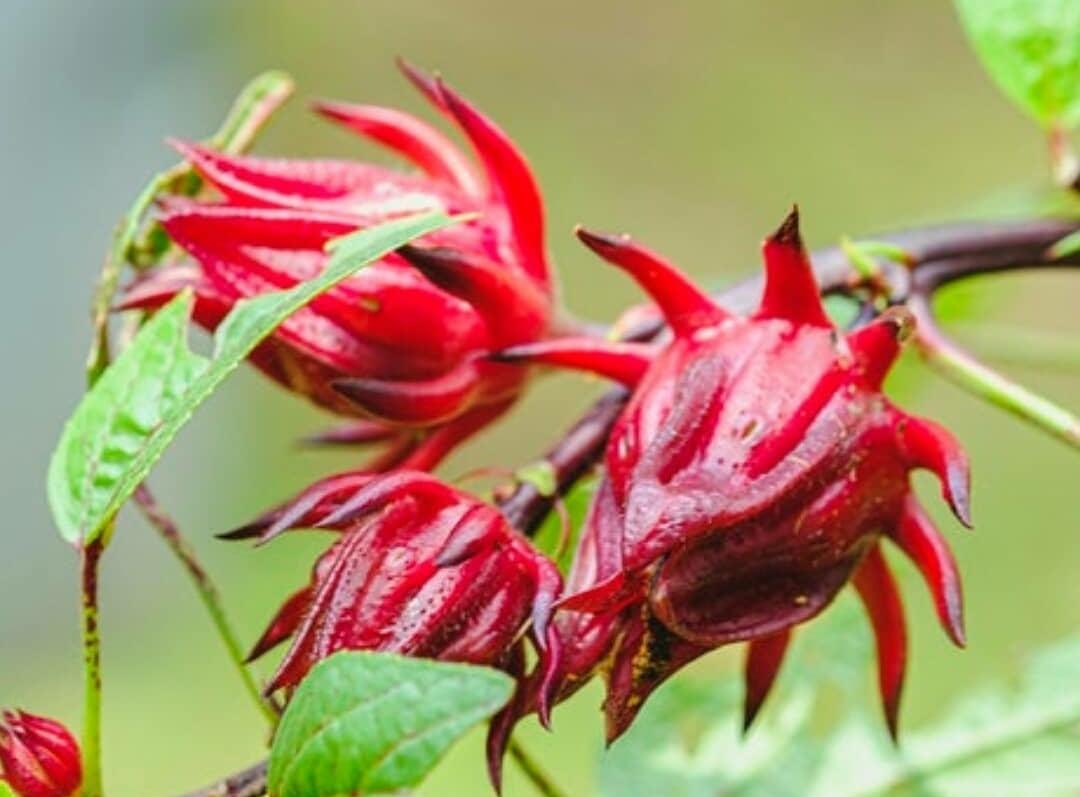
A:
497 208 971 741
0 710 81 797
119 61 552 468
244 471 563 729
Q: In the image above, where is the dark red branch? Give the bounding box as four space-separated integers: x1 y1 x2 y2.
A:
169 215 1080 797
178 761 268 797
500 217 1080 536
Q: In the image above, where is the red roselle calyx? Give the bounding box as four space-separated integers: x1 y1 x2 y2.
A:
237 471 563 781
119 60 554 473
0 710 82 797
497 208 971 742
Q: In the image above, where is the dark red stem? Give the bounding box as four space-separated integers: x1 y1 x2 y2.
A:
169 215 1080 797
502 217 1080 536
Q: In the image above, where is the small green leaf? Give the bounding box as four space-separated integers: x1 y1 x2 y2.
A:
49 212 459 545
954 0 1080 130
268 652 513 797
822 294 860 329
0 781 17 797
515 460 558 497
1047 228 1080 259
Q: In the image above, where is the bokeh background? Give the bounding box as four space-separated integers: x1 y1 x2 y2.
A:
2 1 1077 794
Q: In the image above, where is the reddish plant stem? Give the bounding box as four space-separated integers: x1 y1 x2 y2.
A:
169 215 1080 797
503 217 1080 536
80 537 105 797
178 761 268 797
133 485 281 723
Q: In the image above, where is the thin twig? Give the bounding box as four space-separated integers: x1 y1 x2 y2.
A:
178 761 268 797
80 537 106 797
167 216 1080 796
501 217 1080 537
133 485 280 724
508 737 569 797
909 294 1080 448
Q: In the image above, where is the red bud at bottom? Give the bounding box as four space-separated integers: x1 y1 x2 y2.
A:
0 710 82 797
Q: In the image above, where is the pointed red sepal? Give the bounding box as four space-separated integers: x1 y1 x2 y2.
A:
397 400 513 472
264 498 421 694
434 507 502 567
218 470 383 543
755 206 831 328
252 471 378 545
332 362 481 425
845 307 915 388
312 100 483 196
485 642 527 795
397 57 449 114
529 558 565 729
491 338 655 387
852 545 907 740
742 629 792 732
247 587 313 662
575 226 728 337
168 139 332 208
399 244 550 344
889 495 966 647
897 415 972 528
300 419 400 447
432 76 550 290
315 471 448 529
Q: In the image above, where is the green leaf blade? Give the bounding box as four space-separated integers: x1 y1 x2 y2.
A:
267 652 513 797
48 291 207 545
49 212 459 545
955 0 1080 129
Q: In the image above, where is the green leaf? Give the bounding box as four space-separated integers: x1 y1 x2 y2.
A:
808 634 1080 797
514 460 558 497
954 0 1080 129
267 651 513 797
823 294 862 329
0 781 16 797
49 212 459 545
1047 228 1080 259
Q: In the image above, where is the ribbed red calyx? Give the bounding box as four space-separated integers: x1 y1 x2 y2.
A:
0 710 82 797
118 61 553 474
497 207 971 742
241 470 563 785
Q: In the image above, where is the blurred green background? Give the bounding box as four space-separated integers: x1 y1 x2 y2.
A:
2 1 1077 794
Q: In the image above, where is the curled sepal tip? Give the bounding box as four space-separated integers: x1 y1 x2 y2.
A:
491 338 654 386
890 495 966 647
897 415 973 529
853 545 907 741
311 99 482 196
846 306 914 389
742 629 792 732
332 363 481 425
575 226 728 336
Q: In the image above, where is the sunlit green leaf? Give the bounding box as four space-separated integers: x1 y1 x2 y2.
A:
955 0 1080 129
1047 228 1080 259
268 652 513 797
48 212 459 545
515 460 558 497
